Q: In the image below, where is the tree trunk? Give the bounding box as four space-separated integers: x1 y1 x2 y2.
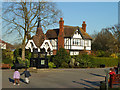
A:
22 45 25 60
22 32 27 60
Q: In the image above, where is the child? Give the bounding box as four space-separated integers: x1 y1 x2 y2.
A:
21 68 31 84
108 68 116 83
109 68 116 75
13 68 20 85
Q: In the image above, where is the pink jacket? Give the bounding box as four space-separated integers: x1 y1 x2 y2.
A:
13 71 20 79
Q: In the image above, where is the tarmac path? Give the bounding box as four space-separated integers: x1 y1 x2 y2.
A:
2 68 108 89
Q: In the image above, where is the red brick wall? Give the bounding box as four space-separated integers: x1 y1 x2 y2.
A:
79 50 91 55
58 18 64 50
85 50 91 54
53 50 57 55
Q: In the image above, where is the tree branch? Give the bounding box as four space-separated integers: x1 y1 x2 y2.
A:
2 17 26 31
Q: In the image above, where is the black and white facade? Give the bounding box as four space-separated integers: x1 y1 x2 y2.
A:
25 18 92 56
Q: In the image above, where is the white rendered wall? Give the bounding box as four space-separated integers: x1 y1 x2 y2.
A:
0 43 6 49
50 39 57 50
70 51 79 55
70 30 85 50
40 40 53 52
25 40 38 52
72 30 82 39
84 40 91 50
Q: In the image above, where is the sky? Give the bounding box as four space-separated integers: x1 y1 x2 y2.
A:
55 2 118 35
1 1 119 44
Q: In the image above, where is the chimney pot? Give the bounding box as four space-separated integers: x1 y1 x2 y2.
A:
82 21 86 32
60 18 63 20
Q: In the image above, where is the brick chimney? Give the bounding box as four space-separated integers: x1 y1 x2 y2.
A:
82 21 86 32
58 18 64 50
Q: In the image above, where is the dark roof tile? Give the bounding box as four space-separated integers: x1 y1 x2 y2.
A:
46 25 92 39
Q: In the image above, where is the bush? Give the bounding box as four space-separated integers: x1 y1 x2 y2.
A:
14 48 22 58
25 58 30 68
47 55 54 62
69 58 75 68
15 57 30 67
95 50 111 57
61 62 69 68
72 54 118 68
53 48 71 67
110 53 118 59
25 49 32 60
2 49 14 65
73 54 93 68
2 58 13 64
48 62 56 68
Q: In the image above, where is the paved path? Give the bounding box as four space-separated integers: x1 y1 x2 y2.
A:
2 68 108 88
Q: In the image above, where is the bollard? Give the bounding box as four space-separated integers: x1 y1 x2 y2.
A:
105 69 109 90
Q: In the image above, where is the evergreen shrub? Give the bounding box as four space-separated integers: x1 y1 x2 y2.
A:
2 49 14 66
52 48 71 67
48 62 56 68
61 62 69 68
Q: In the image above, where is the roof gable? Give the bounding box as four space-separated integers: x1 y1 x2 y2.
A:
72 29 83 39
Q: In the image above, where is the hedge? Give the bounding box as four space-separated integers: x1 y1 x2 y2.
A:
92 57 118 67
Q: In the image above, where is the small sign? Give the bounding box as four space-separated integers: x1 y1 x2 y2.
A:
41 60 45 65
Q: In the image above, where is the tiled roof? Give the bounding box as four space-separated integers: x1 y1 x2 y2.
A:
31 27 46 47
46 25 92 39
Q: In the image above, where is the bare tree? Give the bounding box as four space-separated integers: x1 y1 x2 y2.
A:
102 24 120 53
92 29 117 53
2 1 62 60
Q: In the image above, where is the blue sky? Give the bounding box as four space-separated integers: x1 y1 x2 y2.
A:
1 2 118 44
55 2 118 35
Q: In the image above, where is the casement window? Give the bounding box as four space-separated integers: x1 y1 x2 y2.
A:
64 38 70 49
72 39 81 46
85 40 89 47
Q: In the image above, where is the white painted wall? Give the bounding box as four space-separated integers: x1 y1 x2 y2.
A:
25 40 38 52
71 46 84 50
72 30 82 39
70 51 79 55
85 47 91 50
40 40 53 52
70 30 85 50
25 28 92 54
0 43 6 49
50 39 57 50
84 40 91 50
